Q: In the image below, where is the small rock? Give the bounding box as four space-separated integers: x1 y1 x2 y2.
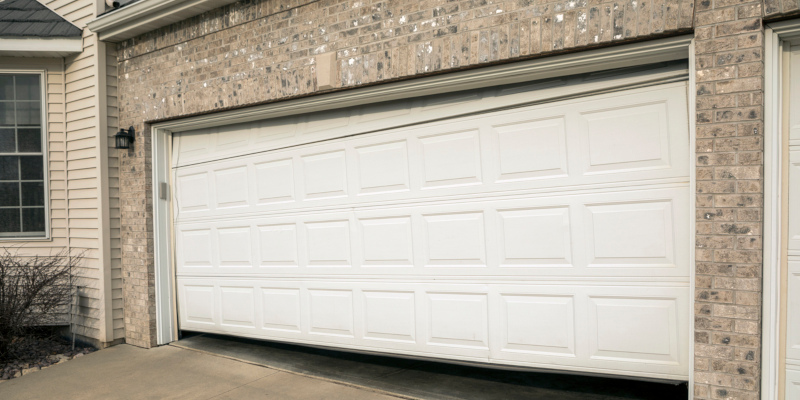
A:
12 370 21 378
21 366 39 375
74 353 83 358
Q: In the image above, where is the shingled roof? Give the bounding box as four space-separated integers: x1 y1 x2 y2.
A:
0 0 82 38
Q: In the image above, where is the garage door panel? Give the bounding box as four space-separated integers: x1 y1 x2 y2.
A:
354 140 411 195
254 158 295 204
580 101 672 174
173 79 690 380
582 285 688 376
493 116 569 182
176 278 688 378
172 68 685 167
175 187 687 278
172 85 688 223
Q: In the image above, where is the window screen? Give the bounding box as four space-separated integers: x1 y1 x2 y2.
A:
0 74 46 237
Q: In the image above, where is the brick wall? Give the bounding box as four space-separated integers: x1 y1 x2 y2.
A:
115 0 800 397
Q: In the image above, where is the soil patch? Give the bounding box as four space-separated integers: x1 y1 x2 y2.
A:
0 334 94 381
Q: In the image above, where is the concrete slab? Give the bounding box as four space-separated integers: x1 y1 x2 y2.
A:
175 333 688 400
0 344 396 400
211 372 399 400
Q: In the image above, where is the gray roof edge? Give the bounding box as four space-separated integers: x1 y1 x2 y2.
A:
0 0 83 38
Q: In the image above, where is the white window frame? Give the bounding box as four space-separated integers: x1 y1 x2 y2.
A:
149 34 695 391
0 69 50 241
763 19 800 400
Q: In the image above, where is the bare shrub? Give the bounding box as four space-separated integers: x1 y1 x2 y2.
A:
0 248 80 361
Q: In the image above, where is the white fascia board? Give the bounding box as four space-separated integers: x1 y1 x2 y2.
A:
0 37 83 57
87 0 240 42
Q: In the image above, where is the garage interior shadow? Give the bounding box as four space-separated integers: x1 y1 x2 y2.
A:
174 332 687 400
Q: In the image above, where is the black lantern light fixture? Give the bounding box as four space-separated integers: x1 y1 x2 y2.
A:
114 126 135 149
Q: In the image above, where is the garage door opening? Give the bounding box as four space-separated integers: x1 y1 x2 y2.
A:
176 332 689 399
166 61 692 382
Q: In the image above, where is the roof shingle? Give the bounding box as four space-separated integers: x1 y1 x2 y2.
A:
0 0 82 38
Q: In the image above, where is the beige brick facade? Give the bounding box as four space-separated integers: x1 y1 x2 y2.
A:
113 0 800 397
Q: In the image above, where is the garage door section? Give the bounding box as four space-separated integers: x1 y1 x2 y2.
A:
171 75 690 380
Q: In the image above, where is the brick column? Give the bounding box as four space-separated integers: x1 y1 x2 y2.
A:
119 125 158 348
692 1 764 398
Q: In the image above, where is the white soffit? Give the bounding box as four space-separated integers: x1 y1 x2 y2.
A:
0 37 83 57
87 0 241 42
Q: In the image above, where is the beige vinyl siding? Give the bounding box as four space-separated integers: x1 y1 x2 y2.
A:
64 29 103 342
105 43 124 340
0 57 68 310
0 0 123 346
43 0 97 29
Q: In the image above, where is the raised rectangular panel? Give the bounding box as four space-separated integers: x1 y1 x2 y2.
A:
787 370 800 400
498 207 572 266
363 291 415 342
789 151 800 251
786 263 800 361
258 224 298 267
589 296 679 364
302 150 348 199
354 100 412 123
494 117 568 181
217 227 252 268
422 91 481 110
176 172 210 212
304 108 352 134
255 159 294 204
360 217 413 266
309 289 354 337
174 132 212 166
214 166 249 208
586 201 674 266
428 292 488 348
180 229 213 267
581 102 670 173
253 116 299 143
500 294 575 356
215 126 250 152
262 288 301 332
305 220 351 266
419 130 482 188
355 141 409 194
220 287 255 327
423 212 486 266
183 285 215 325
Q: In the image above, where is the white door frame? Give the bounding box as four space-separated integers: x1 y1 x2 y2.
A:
763 19 800 400
149 34 694 383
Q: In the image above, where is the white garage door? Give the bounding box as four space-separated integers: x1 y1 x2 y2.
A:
171 70 691 380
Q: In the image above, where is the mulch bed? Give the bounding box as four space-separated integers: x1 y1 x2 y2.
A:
0 334 95 381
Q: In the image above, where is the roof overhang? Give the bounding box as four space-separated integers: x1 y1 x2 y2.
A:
87 0 240 42
0 37 83 57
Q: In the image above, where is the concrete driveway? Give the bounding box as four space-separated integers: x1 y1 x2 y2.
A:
0 344 400 400
0 334 688 399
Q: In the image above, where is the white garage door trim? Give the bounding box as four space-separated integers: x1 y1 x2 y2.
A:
150 36 696 383
763 21 800 400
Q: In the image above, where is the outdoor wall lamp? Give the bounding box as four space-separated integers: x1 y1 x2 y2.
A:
114 127 135 149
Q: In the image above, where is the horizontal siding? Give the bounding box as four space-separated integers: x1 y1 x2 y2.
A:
0 57 70 324
43 0 96 28
106 43 124 341
7 2 128 345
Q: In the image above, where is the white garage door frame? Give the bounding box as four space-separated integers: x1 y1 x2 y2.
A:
150 35 696 382
763 19 800 400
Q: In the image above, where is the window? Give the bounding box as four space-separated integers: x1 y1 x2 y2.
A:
0 73 46 238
